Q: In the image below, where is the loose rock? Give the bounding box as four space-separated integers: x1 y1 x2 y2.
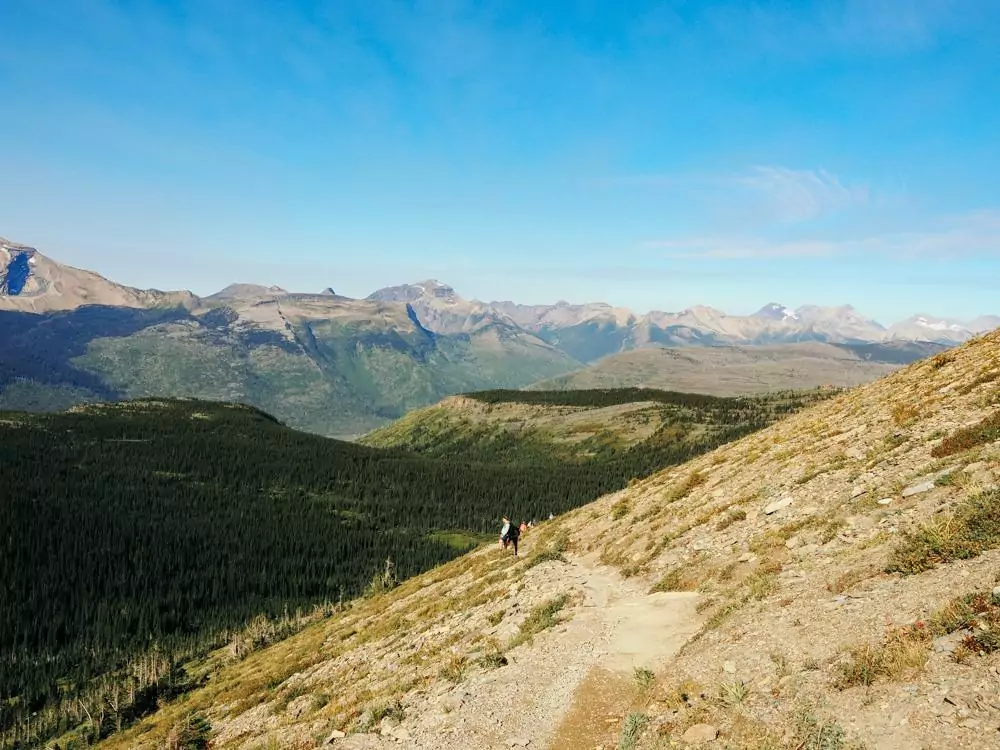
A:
682 723 719 744
902 481 935 498
764 497 793 515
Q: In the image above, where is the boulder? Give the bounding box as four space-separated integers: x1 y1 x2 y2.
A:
440 695 465 713
682 724 719 744
933 630 970 654
902 481 935 498
763 497 793 515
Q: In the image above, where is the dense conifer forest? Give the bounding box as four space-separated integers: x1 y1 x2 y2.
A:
466 386 834 410
0 390 833 748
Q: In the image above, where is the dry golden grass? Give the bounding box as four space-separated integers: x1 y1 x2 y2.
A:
886 488 1000 574
834 623 931 689
825 562 881 595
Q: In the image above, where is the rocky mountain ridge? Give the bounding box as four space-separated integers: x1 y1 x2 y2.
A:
0 236 991 434
2 238 995 353
0 240 578 435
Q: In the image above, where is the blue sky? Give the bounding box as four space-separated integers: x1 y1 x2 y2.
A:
2 0 999 323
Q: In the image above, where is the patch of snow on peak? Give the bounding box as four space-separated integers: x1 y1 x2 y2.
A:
914 316 966 333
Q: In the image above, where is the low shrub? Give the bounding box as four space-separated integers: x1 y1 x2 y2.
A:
930 590 1000 656
507 594 571 649
931 411 1000 458
650 567 699 593
715 508 747 531
886 488 1000 574
835 623 930 689
611 499 630 520
617 712 649 750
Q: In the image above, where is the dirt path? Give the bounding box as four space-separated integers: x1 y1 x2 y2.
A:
403 552 703 750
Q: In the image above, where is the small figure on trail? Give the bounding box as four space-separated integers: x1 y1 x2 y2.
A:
548 512 554 521
499 515 519 556
519 520 528 536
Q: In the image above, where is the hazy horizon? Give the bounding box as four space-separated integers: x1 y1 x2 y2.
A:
4 234 991 327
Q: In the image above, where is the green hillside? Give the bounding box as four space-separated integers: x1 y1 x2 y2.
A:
0 305 578 437
360 387 838 468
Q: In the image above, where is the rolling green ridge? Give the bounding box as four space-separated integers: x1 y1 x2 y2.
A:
360 387 838 467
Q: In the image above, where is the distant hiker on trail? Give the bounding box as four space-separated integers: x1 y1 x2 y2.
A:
499 516 519 556
548 512 554 521
519 520 528 536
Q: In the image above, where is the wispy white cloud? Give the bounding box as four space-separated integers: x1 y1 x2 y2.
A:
593 165 871 224
645 209 1000 260
732 166 869 222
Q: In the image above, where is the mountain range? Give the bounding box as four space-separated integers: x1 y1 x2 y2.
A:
1 236 995 433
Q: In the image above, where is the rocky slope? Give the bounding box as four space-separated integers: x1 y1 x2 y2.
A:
530 341 945 394
0 238 196 312
95 330 1000 749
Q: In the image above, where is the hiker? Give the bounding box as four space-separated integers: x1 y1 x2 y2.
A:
519 520 527 536
548 512 554 521
499 515 519 556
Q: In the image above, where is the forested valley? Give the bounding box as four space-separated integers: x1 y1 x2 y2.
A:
0 390 833 748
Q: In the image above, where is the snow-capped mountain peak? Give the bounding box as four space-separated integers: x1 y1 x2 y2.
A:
754 302 800 321
913 315 966 333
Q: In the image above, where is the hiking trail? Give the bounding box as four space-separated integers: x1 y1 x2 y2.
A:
401 544 704 750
